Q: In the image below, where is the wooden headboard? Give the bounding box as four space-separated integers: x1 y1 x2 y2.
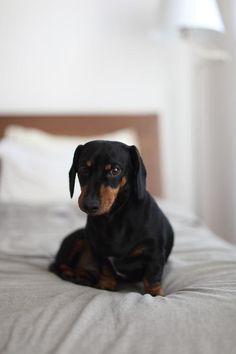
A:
0 114 162 196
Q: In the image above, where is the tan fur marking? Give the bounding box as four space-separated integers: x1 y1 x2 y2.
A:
97 264 117 290
120 176 127 187
104 164 112 171
143 278 165 297
129 245 145 257
86 160 92 167
99 185 120 214
98 177 127 215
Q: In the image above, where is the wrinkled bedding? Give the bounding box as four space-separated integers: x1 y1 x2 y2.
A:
0 200 236 354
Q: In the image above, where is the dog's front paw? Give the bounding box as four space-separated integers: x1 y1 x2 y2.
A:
97 278 117 291
97 274 118 291
97 263 118 291
143 279 165 297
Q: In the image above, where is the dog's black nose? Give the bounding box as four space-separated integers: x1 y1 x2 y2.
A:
83 200 100 214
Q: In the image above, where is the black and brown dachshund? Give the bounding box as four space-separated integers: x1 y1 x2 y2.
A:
50 141 174 296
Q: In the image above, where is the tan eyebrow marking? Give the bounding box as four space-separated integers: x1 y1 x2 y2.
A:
104 164 112 171
86 161 92 167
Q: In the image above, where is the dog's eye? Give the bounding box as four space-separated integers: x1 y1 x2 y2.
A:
109 167 121 177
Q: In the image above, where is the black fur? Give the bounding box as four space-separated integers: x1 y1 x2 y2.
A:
50 141 174 296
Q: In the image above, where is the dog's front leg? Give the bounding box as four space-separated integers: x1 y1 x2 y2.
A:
97 259 118 291
143 254 165 296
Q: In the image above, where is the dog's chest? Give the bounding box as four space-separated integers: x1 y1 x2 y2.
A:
94 221 135 257
105 226 131 256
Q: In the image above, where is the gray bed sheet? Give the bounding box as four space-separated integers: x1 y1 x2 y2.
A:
0 200 236 354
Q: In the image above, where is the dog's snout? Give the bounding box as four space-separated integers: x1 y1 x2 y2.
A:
83 199 100 214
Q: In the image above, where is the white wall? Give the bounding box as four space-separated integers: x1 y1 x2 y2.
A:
0 0 164 112
0 0 197 212
195 0 236 243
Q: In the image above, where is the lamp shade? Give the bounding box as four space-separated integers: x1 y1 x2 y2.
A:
158 0 225 32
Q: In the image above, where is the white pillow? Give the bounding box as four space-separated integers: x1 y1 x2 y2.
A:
0 125 139 204
4 125 139 152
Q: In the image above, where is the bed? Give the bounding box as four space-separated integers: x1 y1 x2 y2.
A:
0 114 236 354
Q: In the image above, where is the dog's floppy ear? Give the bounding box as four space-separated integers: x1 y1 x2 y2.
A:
129 145 147 200
69 145 84 198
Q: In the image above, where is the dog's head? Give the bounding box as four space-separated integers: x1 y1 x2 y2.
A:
69 141 146 216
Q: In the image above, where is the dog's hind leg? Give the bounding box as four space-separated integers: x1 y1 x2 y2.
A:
50 229 100 286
